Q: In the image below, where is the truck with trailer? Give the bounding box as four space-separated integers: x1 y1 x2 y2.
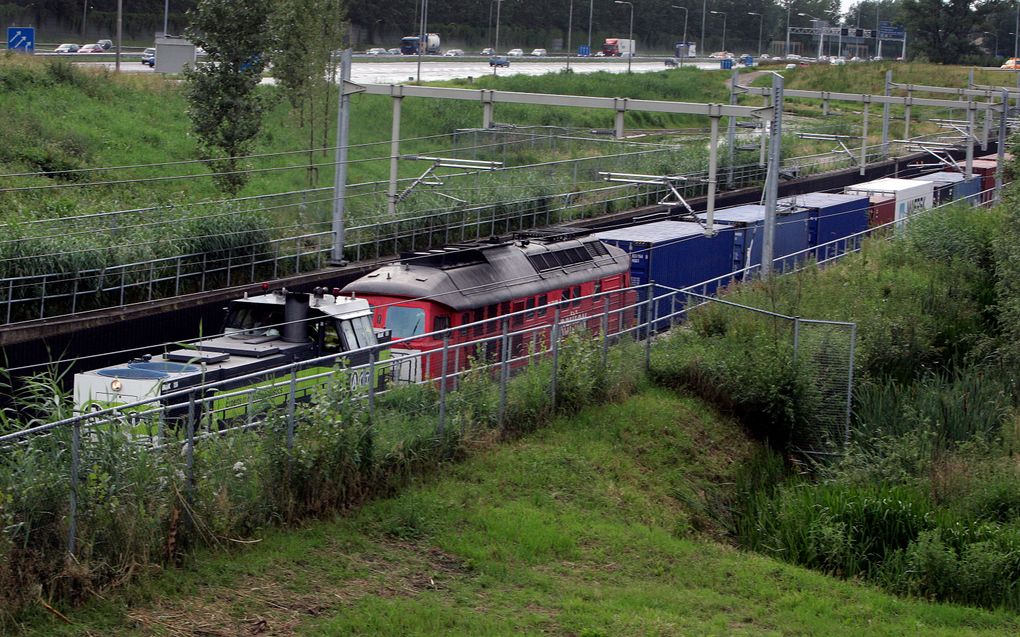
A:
602 38 635 57
400 33 441 55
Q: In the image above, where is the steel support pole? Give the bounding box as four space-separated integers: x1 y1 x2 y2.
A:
726 69 738 188
387 95 402 217
982 95 992 151
903 88 912 141
330 49 352 265
859 98 869 176
759 95 768 167
614 103 626 139
881 70 891 157
761 73 784 278
966 101 976 179
644 282 654 368
482 94 494 128
498 319 509 426
706 113 720 234
997 89 1008 201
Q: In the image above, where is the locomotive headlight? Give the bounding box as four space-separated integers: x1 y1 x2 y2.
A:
111 379 123 393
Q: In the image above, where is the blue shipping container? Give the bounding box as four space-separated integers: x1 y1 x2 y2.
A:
696 204 810 274
779 192 869 262
595 220 734 326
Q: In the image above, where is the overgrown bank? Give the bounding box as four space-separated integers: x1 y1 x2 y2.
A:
649 197 1020 611
17 387 1020 636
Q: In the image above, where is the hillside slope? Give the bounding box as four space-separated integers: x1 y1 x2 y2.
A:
20 387 1018 636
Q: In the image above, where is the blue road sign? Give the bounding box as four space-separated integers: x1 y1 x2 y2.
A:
578 44 591 57
878 21 905 39
7 27 35 54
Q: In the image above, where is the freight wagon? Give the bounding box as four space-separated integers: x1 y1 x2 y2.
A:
844 178 933 231
779 192 870 261
696 203 811 275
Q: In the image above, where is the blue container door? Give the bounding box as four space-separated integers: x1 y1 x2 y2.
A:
731 227 746 273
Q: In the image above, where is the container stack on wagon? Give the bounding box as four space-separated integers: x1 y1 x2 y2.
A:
844 178 933 230
695 203 811 275
910 171 981 206
595 220 733 329
777 192 869 261
867 195 896 229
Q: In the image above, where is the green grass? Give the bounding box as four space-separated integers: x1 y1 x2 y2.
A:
13 388 1019 636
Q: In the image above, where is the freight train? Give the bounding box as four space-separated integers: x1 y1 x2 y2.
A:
73 288 390 419
72 159 1002 407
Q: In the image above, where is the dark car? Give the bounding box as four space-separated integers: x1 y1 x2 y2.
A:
141 47 155 67
97 39 113 50
489 55 510 67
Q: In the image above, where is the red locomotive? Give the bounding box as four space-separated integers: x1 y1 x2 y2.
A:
342 228 634 381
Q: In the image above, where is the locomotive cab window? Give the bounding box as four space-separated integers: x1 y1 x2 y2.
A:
572 286 582 306
537 295 548 316
525 297 536 318
433 315 450 332
224 304 284 338
386 306 426 338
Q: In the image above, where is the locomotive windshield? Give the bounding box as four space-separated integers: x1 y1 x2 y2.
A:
223 303 284 338
386 306 426 338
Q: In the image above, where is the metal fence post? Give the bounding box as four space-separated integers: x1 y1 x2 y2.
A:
601 296 610 368
845 323 857 448
367 349 377 421
792 316 801 363
498 318 509 427
67 419 81 557
286 368 297 455
644 282 655 370
438 333 449 436
550 307 561 410
186 393 196 499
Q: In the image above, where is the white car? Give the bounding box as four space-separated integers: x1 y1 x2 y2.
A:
531 48 547 57
507 48 524 57
444 49 465 56
785 63 797 70
830 56 846 65
366 48 388 55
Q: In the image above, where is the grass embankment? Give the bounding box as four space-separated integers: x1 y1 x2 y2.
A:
17 388 1018 636
0 57 737 319
651 199 1020 611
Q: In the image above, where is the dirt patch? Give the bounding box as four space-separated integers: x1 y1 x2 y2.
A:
124 542 472 636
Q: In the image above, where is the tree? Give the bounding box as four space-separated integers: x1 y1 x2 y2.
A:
183 0 274 195
270 0 347 186
901 0 991 63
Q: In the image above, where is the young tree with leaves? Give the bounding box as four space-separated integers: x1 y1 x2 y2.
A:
270 0 347 187
183 0 274 195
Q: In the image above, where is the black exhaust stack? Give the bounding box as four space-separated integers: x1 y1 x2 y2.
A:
283 292 310 343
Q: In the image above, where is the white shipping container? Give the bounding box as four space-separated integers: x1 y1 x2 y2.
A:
844 178 934 223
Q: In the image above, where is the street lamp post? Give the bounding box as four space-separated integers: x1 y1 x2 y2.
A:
587 0 594 54
566 0 574 71
672 5 688 67
615 0 634 73
1007 3 1015 58
748 11 762 55
985 31 999 57
785 1 791 57
697 0 705 57
416 0 429 83
163 0 169 36
710 10 726 53
798 13 821 59
493 0 503 75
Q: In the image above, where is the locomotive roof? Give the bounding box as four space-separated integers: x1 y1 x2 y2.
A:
342 233 631 311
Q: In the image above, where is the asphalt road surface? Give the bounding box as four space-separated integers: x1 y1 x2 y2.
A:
73 57 723 82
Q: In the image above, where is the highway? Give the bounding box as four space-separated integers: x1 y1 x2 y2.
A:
69 56 724 82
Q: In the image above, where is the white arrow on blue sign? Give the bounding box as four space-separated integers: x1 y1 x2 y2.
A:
7 27 35 54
